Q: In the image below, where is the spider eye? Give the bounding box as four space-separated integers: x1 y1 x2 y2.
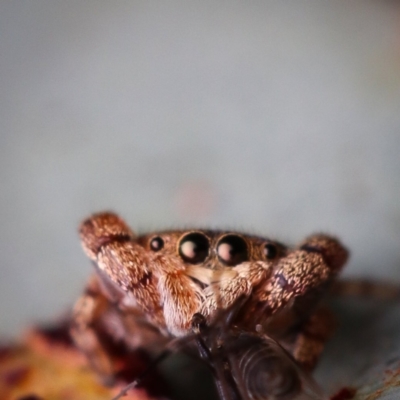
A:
179 233 209 264
264 243 278 260
217 235 248 266
150 236 164 251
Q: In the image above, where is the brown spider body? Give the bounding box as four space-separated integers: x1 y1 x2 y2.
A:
71 212 349 399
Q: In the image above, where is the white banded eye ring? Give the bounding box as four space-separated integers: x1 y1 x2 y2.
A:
217 235 248 266
178 232 209 264
150 236 164 251
264 243 278 260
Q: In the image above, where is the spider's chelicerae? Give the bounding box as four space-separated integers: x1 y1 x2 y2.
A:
71 212 350 400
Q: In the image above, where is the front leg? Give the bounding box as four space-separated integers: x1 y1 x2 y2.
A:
79 212 165 327
79 212 204 337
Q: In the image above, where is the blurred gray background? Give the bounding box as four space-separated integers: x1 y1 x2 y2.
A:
1 1 400 339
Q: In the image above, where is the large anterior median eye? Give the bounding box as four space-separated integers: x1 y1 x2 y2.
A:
217 235 248 266
178 232 209 264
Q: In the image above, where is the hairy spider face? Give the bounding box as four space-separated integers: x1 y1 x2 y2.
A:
78 212 348 335
73 211 349 400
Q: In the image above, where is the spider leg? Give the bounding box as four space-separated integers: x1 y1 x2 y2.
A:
290 307 336 371
70 275 117 383
332 278 400 300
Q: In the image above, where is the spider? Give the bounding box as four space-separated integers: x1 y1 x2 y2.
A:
71 212 350 400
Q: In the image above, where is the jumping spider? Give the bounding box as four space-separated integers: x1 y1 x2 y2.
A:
71 212 349 400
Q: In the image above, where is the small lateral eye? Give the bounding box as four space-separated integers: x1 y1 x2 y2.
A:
150 236 164 251
179 233 209 264
264 243 278 260
217 235 248 266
